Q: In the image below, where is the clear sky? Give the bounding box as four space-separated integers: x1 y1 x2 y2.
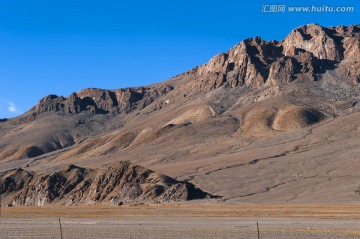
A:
0 0 358 118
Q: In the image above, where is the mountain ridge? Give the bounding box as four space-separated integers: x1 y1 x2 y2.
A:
8 24 359 124
1 23 360 204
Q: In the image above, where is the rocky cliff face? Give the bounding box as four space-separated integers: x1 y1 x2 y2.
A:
193 24 360 90
0 162 212 206
18 86 173 122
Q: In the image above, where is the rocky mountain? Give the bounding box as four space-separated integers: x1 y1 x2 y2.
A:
1 24 360 204
15 24 360 121
17 85 174 123
0 161 211 206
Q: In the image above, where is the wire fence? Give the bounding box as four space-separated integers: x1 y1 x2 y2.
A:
1 217 359 239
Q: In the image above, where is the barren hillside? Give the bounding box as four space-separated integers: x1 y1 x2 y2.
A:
1 24 360 204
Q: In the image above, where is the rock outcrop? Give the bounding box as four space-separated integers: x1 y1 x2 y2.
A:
0 162 212 206
18 86 173 122
282 24 344 61
191 24 360 91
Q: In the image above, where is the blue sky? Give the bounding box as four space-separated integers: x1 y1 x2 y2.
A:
0 0 358 118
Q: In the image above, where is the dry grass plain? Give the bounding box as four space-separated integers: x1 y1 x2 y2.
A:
2 204 360 219
1 204 360 239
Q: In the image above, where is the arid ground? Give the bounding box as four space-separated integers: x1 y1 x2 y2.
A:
1 205 360 239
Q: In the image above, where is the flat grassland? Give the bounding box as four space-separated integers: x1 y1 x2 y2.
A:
2 204 360 218
1 204 360 239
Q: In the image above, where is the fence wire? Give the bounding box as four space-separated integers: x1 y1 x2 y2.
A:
0 217 359 239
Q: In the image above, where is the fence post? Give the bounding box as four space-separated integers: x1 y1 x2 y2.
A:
257 222 260 239
59 218 63 239
0 176 2 221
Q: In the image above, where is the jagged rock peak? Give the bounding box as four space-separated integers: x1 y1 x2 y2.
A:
282 24 360 60
191 24 359 90
18 85 174 121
